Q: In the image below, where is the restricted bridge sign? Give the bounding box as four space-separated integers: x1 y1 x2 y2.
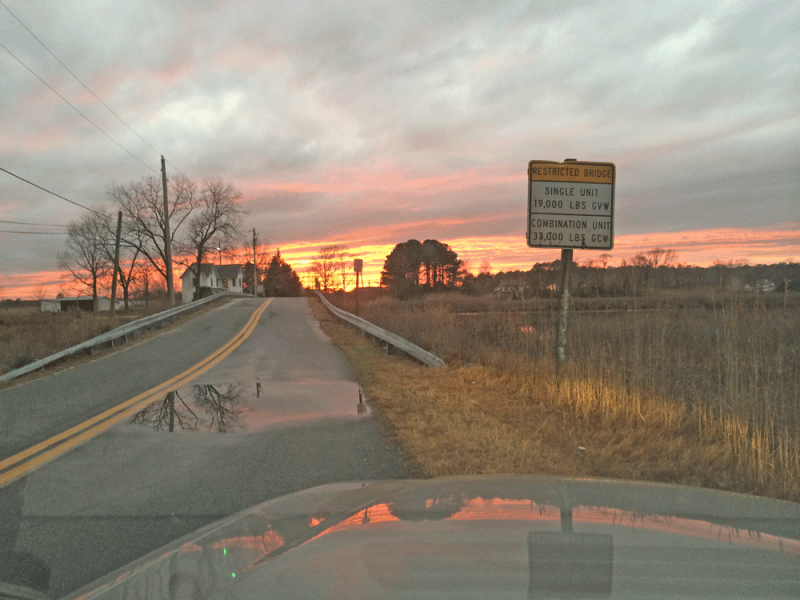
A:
527 160 615 250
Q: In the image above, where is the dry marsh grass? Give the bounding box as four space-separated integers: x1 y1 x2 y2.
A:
0 309 135 375
318 293 800 501
0 298 213 378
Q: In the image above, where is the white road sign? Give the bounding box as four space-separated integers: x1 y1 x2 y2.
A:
527 160 615 250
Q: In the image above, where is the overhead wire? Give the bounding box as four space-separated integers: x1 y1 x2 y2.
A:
0 0 161 157
0 219 67 227
0 167 107 216
0 6 193 297
0 230 65 235
0 1 191 180
0 1 195 298
0 41 156 174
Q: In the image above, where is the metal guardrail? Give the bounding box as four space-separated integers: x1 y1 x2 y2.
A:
314 291 446 368
0 292 239 383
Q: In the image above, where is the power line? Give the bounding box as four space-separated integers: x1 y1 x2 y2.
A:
166 159 189 180
0 0 162 158
0 2 191 180
0 167 106 216
0 41 156 173
0 230 65 235
0 219 67 227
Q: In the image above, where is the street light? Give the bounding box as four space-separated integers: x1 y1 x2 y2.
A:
215 245 222 265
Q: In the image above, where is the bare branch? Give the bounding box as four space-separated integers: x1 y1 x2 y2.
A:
177 179 246 287
109 174 197 287
58 209 114 309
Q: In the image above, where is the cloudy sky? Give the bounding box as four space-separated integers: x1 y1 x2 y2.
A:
1 0 797 297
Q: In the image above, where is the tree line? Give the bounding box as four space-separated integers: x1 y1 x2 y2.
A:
366 241 797 299
466 253 799 298
63 194 793 309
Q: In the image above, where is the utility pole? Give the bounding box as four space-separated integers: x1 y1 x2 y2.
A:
110 211 122 318
252 228 258 297
161 156 175 307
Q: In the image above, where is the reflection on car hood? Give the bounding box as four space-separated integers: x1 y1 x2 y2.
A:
65 475 800 599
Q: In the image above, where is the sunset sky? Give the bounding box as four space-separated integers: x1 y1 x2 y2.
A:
1 0 797 298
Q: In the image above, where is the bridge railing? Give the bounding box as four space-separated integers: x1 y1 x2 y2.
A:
313 291 446 368
0 292 239 383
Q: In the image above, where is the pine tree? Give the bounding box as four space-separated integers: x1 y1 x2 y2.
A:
263 250 303 297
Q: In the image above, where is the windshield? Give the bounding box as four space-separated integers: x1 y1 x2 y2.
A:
0 1 797 598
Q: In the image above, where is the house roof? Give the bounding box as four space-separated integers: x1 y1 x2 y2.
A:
179 263 244 281
216 264 244 280
41 296 116 302
179 263 217 280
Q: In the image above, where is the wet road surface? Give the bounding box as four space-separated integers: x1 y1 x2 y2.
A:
0 297 409 597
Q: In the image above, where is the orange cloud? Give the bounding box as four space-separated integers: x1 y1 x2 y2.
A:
255 163 519 197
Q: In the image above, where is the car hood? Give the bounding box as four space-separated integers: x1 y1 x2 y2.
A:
64 475 800 599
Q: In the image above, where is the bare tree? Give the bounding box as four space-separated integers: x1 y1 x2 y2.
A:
31 285 50 300
335 246 351 291
595 253 613 295
631 253 650 293
178 179 246 295
109 174 197 290
311 245 344 293
641 248 677 290
107 238 141 311
58 210 113 311
645 247 677 268
94 214 142 311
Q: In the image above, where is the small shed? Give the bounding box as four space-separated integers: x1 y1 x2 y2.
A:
40 296 120 312
493 278 527 300
40 299 61 312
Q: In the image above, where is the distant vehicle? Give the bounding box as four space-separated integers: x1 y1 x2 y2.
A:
45 475 800 599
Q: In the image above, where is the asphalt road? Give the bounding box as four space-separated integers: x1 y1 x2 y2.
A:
0 297 409 597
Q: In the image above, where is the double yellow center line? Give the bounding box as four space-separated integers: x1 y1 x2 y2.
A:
0 299 272 488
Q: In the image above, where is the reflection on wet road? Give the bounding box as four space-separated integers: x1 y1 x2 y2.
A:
132 381 371 433
131 384 244 432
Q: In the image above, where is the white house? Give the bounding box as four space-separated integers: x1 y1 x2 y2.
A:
216 265 245 294
180 263 245 303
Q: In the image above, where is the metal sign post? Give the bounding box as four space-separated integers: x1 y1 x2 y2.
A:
354 259 363 315
527 159 616 378
555 248 572 380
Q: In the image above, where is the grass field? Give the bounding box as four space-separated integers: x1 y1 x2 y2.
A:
318 291 800 501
